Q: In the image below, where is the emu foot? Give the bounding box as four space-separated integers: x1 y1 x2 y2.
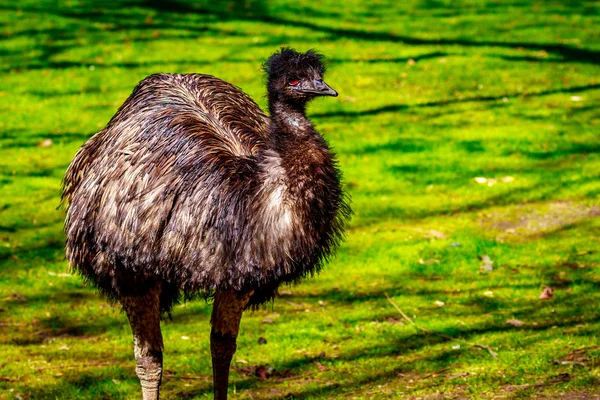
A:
121 285 164 400
137 354 163 400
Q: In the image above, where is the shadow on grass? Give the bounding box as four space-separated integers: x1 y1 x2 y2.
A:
4 229 599 397
140 0 600 64
156 313 598 399
1 288 124 346
350 171 600 228
252 14 600 65
330 51 449 64
0 131 98 150
11 371 138 400
2 0 599 76
313 83 600 119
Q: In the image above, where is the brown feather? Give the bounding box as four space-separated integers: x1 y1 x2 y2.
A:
63 58 349 312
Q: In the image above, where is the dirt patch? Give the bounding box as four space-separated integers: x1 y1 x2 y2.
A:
534 392 600 399
479 201 600 240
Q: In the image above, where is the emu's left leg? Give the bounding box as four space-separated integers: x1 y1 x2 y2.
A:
211 289 253 400
121 284 164 400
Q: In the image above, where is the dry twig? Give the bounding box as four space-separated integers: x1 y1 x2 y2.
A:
384 292 497 359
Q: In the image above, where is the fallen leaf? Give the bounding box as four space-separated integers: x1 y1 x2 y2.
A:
539 287 554 300
37 139 53 147
314 361 329 371
571 96 582 102
255 365 272 380
554 345 598 367
181 336 189 340
480 255 494 271
483 291 494 297
506 319 524 327
434 300 445 307
236 359 248 364
419 258 440 265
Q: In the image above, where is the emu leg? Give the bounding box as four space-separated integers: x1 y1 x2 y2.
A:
211 289 253 400
121 284 163 400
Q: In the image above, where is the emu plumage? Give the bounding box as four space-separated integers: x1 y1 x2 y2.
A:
62 48 349 399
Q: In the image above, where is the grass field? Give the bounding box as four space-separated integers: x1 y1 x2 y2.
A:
1 0 600 398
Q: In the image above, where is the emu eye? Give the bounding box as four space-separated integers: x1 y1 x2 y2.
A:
288 79 300 86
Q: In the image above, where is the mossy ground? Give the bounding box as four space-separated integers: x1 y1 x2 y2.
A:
1 0 599 398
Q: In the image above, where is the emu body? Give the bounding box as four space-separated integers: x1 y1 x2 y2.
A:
63 49 349 399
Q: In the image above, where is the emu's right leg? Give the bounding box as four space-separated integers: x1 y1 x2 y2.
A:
121 284 163 400
211 289 253 400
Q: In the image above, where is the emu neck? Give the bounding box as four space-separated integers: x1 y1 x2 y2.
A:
266 98 332 198
268 100 311 141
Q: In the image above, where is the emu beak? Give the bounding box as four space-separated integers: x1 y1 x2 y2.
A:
298 79 338 97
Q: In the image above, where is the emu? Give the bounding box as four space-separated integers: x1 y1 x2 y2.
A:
62 48 349 400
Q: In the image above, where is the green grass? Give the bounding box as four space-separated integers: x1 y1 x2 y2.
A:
1 0 600 398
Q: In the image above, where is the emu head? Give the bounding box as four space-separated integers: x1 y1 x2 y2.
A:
263 48 337 105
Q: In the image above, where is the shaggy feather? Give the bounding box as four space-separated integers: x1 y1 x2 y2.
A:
63 50 350 313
